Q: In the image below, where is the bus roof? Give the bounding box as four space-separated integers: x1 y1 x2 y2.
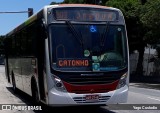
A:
59 4 110 8
47 4 119 11
6 4 122 36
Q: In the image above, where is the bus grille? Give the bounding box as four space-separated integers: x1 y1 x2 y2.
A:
67 75 120 85
73 96 110 103
63 80 119 94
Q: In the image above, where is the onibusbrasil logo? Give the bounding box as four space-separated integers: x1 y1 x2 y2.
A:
1 105 42 111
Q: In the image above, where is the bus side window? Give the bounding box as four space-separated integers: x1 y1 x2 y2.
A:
5 37 12 57
15 33 22 56
10 36 15 56
26 25 37 56
21 30 27 57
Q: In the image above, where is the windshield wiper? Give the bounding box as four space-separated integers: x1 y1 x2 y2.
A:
100 21 110 47
65 20 83 46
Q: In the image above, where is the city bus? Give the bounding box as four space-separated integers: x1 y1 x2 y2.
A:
4 4 129 106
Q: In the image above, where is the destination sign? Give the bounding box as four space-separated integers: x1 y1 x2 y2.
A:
53 8 118 21
57 59 89 67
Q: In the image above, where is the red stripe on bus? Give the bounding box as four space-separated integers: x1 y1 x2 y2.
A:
63 80 119 94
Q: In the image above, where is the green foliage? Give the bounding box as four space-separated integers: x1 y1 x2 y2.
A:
140 0 160 44
63 0 85 3
63 0 108 5
50 1 62 5
50 2 57 5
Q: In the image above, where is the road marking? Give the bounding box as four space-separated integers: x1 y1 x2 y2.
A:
148 97 160 102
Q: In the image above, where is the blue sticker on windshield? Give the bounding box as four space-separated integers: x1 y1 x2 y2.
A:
92 63 100 71
100 67 118 71
90 25 97 33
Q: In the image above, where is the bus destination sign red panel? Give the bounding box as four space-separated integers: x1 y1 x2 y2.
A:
57 59 89 67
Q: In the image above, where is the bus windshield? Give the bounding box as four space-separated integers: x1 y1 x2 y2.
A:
50 23 127 72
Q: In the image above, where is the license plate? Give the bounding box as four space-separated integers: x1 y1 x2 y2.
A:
85 95 99 101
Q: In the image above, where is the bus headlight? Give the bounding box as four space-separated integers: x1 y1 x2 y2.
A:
117 73 127 89
52 75 67 92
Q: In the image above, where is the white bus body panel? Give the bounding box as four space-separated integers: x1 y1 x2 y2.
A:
8 58 34 96
48 85 128 106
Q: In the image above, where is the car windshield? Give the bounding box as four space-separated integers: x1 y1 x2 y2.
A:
49 23 127 72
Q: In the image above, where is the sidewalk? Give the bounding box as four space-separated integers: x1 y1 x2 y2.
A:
0 65 25 113
130 82 160 90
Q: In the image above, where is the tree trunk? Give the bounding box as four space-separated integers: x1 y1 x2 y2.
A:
136 44 145 76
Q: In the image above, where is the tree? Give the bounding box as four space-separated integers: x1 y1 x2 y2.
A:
50 2 62 5
140 0 160 44
50 2 57 5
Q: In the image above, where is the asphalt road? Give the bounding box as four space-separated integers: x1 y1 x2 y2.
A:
0 65 160 113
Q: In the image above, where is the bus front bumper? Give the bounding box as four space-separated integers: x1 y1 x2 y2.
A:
48 85 128 106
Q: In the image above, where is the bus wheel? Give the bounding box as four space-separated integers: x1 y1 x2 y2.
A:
31 80 40 104
12 74 17 93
